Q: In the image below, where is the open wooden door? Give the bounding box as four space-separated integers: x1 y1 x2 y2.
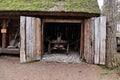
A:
93 16 106 65
20 16 42 63
82 16 106 65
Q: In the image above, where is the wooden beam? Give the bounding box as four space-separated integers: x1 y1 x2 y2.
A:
0 48 19 54
0 11 100 18
43 19 82 23
0 16 20 19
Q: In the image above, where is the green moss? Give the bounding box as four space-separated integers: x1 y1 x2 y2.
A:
27 58 34 62
0 0 100 13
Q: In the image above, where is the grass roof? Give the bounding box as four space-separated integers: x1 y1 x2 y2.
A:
0 0 100 13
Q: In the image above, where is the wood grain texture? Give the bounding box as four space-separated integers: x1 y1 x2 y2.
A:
20 16 26 62
93 16 106 65
26 17 32 61
99 16 106 65
94 17 100 64
83 16 106 65
84 19 94 63
20 16 42 62
34 18 41 60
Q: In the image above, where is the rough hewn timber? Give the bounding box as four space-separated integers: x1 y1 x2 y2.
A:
83 19 94 63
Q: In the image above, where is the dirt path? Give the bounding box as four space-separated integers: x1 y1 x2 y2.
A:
0 56 119 80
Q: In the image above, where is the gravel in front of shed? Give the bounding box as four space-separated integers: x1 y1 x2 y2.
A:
42 51 81 63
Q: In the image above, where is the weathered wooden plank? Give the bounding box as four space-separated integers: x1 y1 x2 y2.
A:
34 18 41 60
26 17 38 61
20 16 42 62
31 17 36 60
93 16 106 65
0 48 19 54
20 16 26 62
91 18 95 60
26 17 32 61
99 16 106 65
84 19 93 63
94 17 100 64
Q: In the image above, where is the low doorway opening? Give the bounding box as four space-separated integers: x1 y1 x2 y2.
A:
42 22 82 63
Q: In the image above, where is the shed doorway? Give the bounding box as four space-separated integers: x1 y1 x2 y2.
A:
42 20 82 63
0 19 20 55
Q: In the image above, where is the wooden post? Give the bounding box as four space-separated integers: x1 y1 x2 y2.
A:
2 20 7 48
41 19 44 55
80 22 84 59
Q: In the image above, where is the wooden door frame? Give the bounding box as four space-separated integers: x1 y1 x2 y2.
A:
41 18 84 56
80 21 84 59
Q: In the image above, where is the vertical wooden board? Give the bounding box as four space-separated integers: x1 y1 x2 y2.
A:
20 16 26 63
26 17 33 61
31 17 36 60
94 18 100 64
34 18 41 60
99 16 106 65
84 19 93 63
26 17 30 61
20 16 42 62
91 18 95 57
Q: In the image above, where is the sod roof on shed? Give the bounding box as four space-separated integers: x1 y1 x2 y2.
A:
0 0 100 14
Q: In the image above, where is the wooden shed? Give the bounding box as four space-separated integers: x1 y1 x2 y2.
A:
0 0 106 65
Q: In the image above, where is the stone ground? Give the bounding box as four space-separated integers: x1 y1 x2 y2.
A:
0 55 120 80
42 52 80 63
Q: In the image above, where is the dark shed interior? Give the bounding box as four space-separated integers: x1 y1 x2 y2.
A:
0 18 20 54
44 22 81 53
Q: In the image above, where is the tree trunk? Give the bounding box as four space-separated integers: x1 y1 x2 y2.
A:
104 0 117 68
